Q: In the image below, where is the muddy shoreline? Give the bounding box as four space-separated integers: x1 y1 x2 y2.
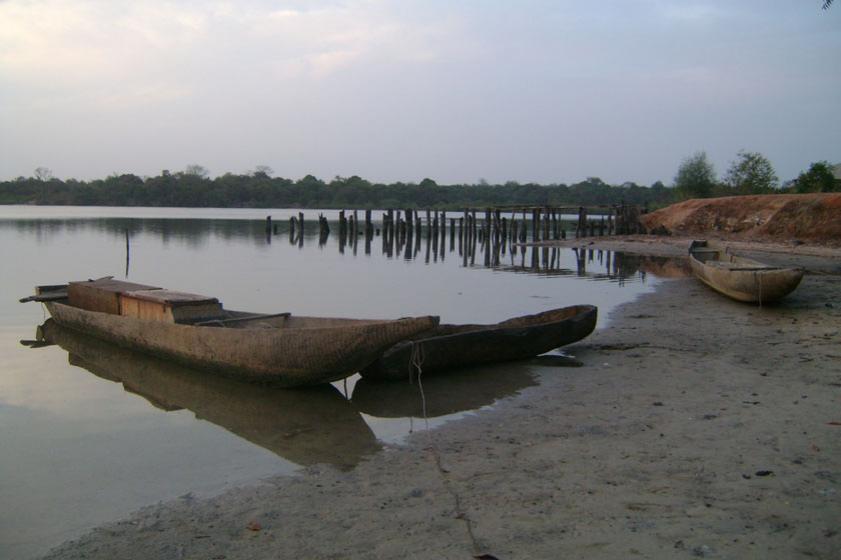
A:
43 245 841 560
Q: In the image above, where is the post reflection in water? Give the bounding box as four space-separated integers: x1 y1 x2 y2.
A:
283 217 688 282
2 215 690 284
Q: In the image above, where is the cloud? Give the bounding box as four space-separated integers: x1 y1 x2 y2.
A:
0 1 838 183
0 0 459 106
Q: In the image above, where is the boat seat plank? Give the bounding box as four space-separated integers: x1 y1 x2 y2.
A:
194 312 291 327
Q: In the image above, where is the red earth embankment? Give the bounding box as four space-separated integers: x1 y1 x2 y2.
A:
640 193 841 245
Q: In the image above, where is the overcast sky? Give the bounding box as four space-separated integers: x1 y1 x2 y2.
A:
1 0 839 185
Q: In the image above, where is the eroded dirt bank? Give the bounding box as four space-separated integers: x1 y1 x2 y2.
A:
639 193 841 244
43 268 841 559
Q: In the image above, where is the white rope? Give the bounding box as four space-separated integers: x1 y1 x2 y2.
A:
409 342 429 430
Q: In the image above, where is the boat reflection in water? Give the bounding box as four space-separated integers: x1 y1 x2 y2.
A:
36 319 381 470
352 362 538 419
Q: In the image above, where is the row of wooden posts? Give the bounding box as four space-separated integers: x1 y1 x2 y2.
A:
266 204 644 244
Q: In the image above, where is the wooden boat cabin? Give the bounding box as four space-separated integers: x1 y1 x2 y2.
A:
67 279 225 324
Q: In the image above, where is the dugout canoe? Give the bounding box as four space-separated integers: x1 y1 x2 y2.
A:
688 240 804 304
359 305 597 381
21 279 438 387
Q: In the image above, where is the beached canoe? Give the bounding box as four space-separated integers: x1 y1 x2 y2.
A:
22 279 438 387
688 240 804 304
359 305 597 381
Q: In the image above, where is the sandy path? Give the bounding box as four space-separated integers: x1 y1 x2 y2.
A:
43 263 841 559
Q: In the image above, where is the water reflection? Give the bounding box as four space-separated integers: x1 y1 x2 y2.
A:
353 363 538 418
36 320 381 470
2 208 676 559
0 215 689 282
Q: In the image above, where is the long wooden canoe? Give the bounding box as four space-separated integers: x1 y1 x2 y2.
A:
23 279 438 387
359 305 597 381
688 240 804 304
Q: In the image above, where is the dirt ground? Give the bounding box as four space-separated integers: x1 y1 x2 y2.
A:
638 193 841 243
43 239 841 560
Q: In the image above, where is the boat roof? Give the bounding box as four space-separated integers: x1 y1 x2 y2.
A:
122 289 219 307
69 278 161 293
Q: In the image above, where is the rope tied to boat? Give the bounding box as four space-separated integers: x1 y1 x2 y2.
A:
409 341 428 428
408 339 478 554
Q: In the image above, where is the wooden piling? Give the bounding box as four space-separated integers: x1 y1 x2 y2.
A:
543 207 550 241
532 208 539 242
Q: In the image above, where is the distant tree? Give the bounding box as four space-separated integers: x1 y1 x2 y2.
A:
34 167 53 181
724 150 778 194
183 164 209 178
674 152 716 199
253 165 274 178
419 178 438 188
792 161 837 193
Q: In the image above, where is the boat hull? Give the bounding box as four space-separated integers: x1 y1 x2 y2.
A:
360 305 597 381
44 301 438 387
688 242 804 304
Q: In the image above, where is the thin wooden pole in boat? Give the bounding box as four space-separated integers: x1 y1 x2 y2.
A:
125 229 130 277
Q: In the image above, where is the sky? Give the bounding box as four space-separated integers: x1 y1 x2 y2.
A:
0 0 839 186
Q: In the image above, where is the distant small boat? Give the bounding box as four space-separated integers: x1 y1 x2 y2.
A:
688 240 804 304
21 278 438 387
359 305 597 381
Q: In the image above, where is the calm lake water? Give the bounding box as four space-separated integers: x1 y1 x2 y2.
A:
0 206 671 559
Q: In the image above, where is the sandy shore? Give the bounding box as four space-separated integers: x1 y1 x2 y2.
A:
43 246 841 560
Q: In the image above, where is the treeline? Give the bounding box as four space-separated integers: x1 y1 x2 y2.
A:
673 152 839 199
3 155 837 210
1 170 675 209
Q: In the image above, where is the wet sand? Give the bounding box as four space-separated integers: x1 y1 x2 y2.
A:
42 244 841 560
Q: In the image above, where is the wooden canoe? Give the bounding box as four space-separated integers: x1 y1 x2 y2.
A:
359 305 597 381
35 319 381 468
688 240 804 304
23 280 438 387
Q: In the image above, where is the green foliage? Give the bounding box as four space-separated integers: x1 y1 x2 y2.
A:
791 161 838 193
674 152 716 199
723 150 778 194
0 172 677 209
